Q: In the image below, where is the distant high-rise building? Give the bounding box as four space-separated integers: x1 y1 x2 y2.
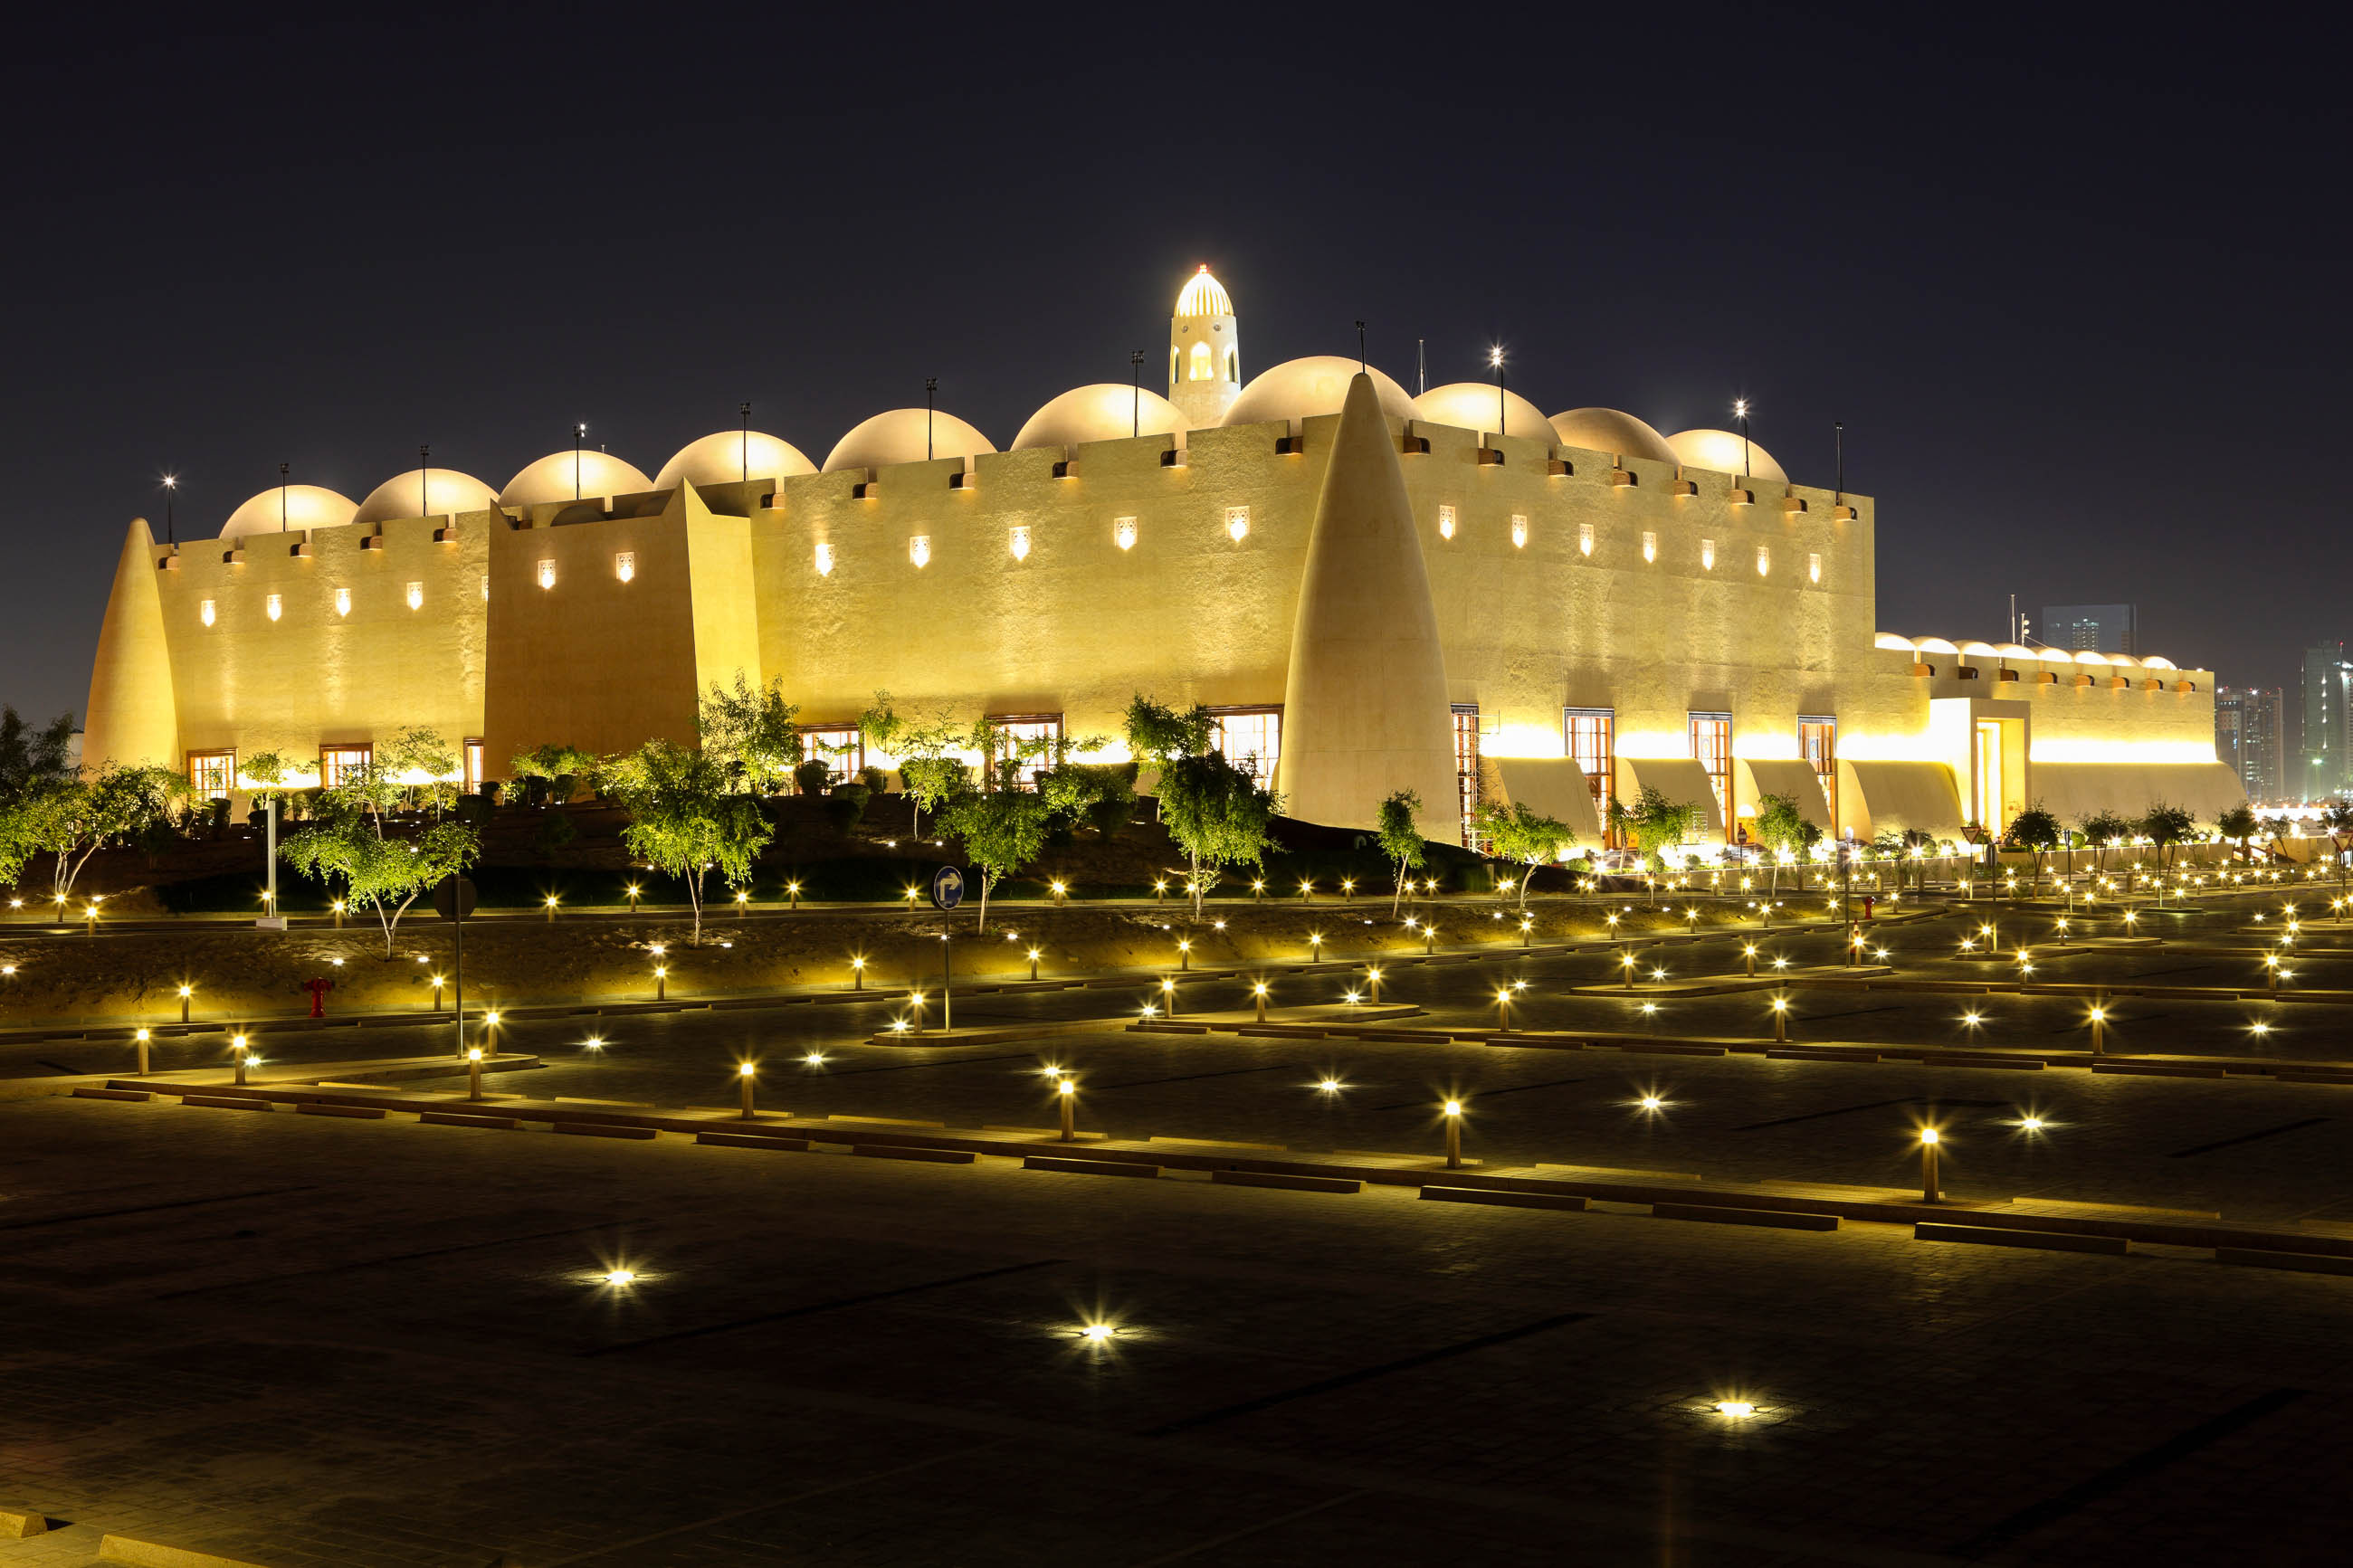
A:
2302 641 2353 802
2215 687 2284 801
2041 603 2136 655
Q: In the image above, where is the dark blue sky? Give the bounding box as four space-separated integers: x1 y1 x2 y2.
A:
5 5 2341 725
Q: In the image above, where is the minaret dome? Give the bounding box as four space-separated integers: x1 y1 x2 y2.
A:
1168 265 1241 427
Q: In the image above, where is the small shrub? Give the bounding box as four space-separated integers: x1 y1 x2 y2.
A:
823 783 872 834
794 758 833 796
858 765 891 794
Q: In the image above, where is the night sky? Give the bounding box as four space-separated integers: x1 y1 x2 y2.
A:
5 7 2340 729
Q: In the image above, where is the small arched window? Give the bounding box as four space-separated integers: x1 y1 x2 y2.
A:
1224 348 1238 384
1168 346 1178 385
1190 341 1214 382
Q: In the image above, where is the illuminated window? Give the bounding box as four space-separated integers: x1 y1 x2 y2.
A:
479 574 489 601
1578 522 1595 556
199 598 215 626
985 714 1062 789
187 750 235 801
1756 545 1771 575
1114 517 1137 550
264 593 282 622
1689 712 1732 834
333 587 350 617
1642 530 1657 563
614 551 635 583
798 724 864 778
463 738 485 793
1808 551 1822 584
909 535 930 568
1225 506 1250 543
1700 538 1715 570
1564 708 1615 832
535 560 556 590
1224 348 1237 382
1510 514 1528 548
1189 341 1213 382
1799 716 1837 828
406 581 425 610
814 542 834 576
1207 707 1281 787
1436 505 1457 539
1167 346 1177 384
1453 705 1482 848
320 745 374 790
1008 526 1031 562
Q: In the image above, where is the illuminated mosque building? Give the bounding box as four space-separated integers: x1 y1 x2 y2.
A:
81 268 2243 851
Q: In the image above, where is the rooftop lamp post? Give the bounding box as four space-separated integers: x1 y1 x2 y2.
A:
739 1060 757 1119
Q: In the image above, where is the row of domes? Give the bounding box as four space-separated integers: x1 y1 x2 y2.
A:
214 355 1787 538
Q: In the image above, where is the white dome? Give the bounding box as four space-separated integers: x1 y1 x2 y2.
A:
1914 637 1960 656
1874 632 1916 651
1222 356 1416 427
1011 385 1186 450
351 468 499 528
1414 382 1553 442
500 450 655 508
654 430 817 490
1957 640 1999 658
221 483 358 540
1666 428 1787 483
1548 407 1679 465
822 409 995 473
1175 265 1234 318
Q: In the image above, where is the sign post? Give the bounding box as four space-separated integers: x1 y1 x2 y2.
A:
930 867 964 1031
433 875 478 1059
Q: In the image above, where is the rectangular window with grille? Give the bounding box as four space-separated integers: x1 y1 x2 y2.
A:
320 746 374 790
1453 705 1482 848
984 715 1062 790
463 739 484 793
187 750 235 800
1799 716 1837 832
1688 712 1732 836
799 725 866 780
1206 707 1281 787
1564 708 1615 837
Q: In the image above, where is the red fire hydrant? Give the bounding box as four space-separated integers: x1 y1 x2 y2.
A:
302 976 335 1018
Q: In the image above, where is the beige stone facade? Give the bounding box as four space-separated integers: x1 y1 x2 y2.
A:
81 271 2240 851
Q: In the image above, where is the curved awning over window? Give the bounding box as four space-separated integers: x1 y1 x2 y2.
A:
1838 760 1967 842
1613 756 1725 841
1736 758 1833 831
1478 756 1603 841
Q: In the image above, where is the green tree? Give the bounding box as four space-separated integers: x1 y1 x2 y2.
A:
1158 751 1280 916
2215 804 2261 867
2005 803 2062 893
2321 801 2353 899
940 780 1053 933
1122 695 1215 822
1474 800 1576 908
2076 808 2133 884
2139 801 2196 874
0 708 75 797
1376 789 1426 916
1751 792 1810 901
281 793 479 957
1609 786 1700 896
601 739 774 944
699 671 802 793
858 689 903 761
0 762 189 907
891 708 969 841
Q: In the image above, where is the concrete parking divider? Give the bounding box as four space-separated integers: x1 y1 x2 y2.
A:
295 1103 384 1120
180 1096 270 1111
556 1122 657 1140
1421 1186 1589 1212
1212 1170 1361 1194
98 1534 275 1567
1656 1202 1839 1231
696 1131 812 1151
1 1506 46 1539
2216 1248 2353 1277
1916 1222 2128 1254
1024 1155 1160 1179
855 1145 975 1164
72 1087 149 1102
421 1112 518 1129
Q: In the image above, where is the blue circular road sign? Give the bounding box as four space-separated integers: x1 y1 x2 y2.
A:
931 865 965 910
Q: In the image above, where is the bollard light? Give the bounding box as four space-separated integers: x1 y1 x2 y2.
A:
232 1033 251 1086
735 889 750 917
1026 947 1042 981
178 984 195 1024
1153 879 1168 903
1520 916 1534 948
1052 880 1068 905
787 880 803 909
1176 938 1191 971
1424 924 1437 955
1770 994 1789 1041
1057 1077 1078 1141
1442 1098 1464 1168
1367 965 1384 1003
1919 1126 1941 1202
467 1045 485 1101
2089 1003 2107 1054
1494 987 1513 1031
850 955 866 990
1252 878 1266 900
1307 932 1325 962
653 965 668 1002
545 894 560 922
739 1060 757 1118
1342 877 1357 902
1253 980 1271 1022
1299 879 1315 902
1621 950 1638 988
1160 977 1178 1016
135 1027 151 1076
625 883 643 911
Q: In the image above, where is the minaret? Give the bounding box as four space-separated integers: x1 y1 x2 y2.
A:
1167 265 1241 428
1276 374 1457 832
82 518 180 771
